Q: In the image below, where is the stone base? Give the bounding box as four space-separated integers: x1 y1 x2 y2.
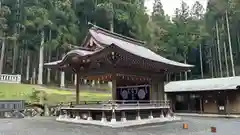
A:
101 118 107 123
87 117 93 121
136 116 141 120
56 117 182 128
148 115 154 119
121 117 127 122
111 118 117 123
74 116 80 120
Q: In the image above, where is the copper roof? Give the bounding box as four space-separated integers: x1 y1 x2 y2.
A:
89 27 193 68
44 24 194 70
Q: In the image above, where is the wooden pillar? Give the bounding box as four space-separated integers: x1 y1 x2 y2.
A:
101 111 107 122
76 73 80 104
226 94 229 115
151 75 164 101
158 81 164 100
150 76 158 101
111 109 116 122
121 111 127 122
74 74 77 85
112 72 117 100
87 111 92 120
149 110 153 119
200 95 203 114
136 110 141 120
187 94 191 112
164 93 168 101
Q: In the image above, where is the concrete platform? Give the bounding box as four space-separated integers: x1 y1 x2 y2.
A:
56 116 181 128
175 113 240 118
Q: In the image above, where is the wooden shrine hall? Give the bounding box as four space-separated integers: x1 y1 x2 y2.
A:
44 23 194 126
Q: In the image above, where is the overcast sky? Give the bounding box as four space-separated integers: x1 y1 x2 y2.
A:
144 0 208 16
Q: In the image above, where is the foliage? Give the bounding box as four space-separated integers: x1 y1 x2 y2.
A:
1 0 240 82
0 2 11 38
29 90 41 103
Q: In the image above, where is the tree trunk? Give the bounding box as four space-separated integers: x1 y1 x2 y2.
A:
60 54 65 88
221 17 229 77
54 70 58 82
0 2 2 72
210 61 214 78
60 70 65 88
216 21 223 77
110 18 114 32
26 52 30 81
184 59 187 80
212 42 217 77
12 40 18 74
223 41 229 77
55 50 59 82
226 10 235 76
199 44 204 78
108 18 114 87
237 33 240 53
33 68 36 84
209 47 214 78
91 80 95 87
47 29 52 84
37 30 44 85
20 49 24 75
47 53 51 84
0 38 5 74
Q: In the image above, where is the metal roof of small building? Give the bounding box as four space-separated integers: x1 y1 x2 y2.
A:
165 76 240 92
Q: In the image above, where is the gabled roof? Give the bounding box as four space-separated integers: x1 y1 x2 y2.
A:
44 24 194 71
89 26 193 68
165 76 240 92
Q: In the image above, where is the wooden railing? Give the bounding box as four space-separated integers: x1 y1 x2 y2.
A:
60 100 170 108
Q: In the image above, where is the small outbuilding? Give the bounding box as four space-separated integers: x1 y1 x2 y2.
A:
165 76 240 114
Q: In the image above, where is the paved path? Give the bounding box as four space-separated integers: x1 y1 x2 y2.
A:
0 117 240 135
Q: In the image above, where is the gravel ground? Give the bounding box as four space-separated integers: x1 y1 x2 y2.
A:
0 117 239 135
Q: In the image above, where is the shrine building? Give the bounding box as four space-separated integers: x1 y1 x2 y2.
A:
44 23 194 127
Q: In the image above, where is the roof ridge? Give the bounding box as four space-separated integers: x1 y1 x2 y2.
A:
67 44 95 51
88 22 146 45
75 46 95 51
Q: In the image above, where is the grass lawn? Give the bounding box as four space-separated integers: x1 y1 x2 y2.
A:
0 83 111 105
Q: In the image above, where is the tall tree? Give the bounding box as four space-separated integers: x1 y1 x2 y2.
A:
216 20 223 77
0 1 11 74
191 1 205 78
225 10 235 76
173 1 191 80
23 0 51 84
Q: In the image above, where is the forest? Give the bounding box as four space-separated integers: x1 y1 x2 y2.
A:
0 0 239 86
